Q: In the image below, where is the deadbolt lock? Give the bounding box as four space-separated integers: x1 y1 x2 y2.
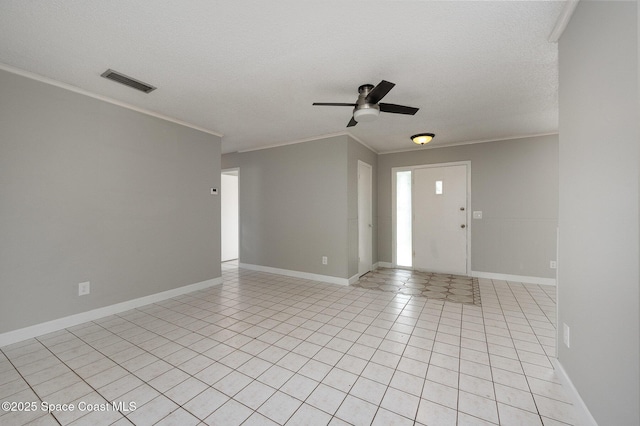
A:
461 224 466 228
460 207 465 211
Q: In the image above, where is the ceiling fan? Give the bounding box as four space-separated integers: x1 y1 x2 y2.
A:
313 80 419 127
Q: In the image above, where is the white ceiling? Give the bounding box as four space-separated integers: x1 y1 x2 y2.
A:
0 1 563 154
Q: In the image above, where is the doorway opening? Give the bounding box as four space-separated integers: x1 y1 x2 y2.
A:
221 169 239 262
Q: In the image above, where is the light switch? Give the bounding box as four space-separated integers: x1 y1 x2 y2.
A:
473 211 483 219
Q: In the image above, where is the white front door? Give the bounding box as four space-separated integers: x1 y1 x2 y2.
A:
412 164 468 275
358 161 373 276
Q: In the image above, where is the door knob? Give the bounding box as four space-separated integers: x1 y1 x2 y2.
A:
461 224 466 228
460 207 465 211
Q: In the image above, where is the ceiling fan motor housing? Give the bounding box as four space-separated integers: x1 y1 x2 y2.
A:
353 84 380 122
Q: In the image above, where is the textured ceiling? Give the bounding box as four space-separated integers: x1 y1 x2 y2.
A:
0 1 563 154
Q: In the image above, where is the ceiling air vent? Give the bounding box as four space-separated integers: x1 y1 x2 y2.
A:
100 69 156 93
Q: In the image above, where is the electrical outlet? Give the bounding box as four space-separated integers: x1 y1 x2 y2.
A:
322 256 328 265
563 323 570 348
78 281 91 296
550 261 557 269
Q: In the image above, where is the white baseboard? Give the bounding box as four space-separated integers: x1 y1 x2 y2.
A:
551 358 598 426
239 263 349 286
377 262 394 268
0 277 223 348
471 270 556 286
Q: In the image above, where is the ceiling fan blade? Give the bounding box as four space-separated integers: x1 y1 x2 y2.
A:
347 117 358 127
379 103 419 115
313 102 357 107
365 80 395 104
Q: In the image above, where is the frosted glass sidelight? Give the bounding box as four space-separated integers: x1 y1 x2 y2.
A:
396 171 412 267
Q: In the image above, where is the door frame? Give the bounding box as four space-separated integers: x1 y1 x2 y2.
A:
392 161 472 275
358 160 373 276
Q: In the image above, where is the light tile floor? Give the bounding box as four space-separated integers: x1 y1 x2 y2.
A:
0 263 576 425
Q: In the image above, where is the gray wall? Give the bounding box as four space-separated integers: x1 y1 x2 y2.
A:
0 69 222 334
558 2 639 424
222 135 378 280
378 135 559 278
223 136 349 279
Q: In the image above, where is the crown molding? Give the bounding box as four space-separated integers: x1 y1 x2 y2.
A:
548 0 580 43
379 132 559 155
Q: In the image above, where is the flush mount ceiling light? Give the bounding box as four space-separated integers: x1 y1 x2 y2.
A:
411 133 435 145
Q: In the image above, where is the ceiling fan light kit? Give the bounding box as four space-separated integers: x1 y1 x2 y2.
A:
411 133 435 145
313 80 419 127
353 106 380 122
